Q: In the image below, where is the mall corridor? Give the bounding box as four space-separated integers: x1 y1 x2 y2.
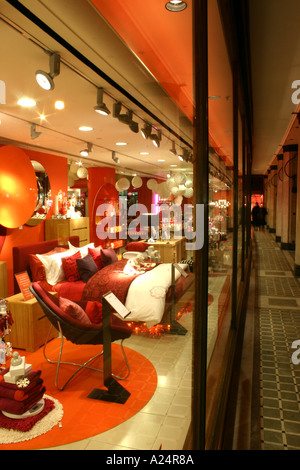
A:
234 230 300 450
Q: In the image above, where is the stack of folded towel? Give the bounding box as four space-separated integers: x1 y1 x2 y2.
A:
0 369 45 416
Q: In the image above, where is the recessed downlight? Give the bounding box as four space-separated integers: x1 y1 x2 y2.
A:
165 1 187 12
17 97 36 107
79 126 93 131
55 100 64 110
116 142 127 146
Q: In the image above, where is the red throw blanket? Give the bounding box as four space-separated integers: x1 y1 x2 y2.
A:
82 259 148 304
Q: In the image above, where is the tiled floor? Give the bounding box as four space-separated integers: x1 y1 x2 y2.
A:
46 312 193 450
254 230 300 450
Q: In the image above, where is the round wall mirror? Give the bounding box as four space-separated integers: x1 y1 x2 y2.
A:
25 161 51 226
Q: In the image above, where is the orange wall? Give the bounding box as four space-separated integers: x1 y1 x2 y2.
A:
0 147 68 296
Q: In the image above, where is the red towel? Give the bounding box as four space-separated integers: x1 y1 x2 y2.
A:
0 378 43 401
0 369 41 390
0 386 46 415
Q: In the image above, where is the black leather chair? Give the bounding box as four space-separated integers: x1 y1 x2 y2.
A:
30 282 131 402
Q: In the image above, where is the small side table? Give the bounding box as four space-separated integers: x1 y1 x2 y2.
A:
5 293 57 352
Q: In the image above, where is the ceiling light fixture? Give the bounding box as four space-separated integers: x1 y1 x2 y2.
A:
169 141 177 156
141 123 152 140
165 1 187 12
30 123 42 140
113 102 139 132
17 97 36 107
55 100 64 110
35 53 60 91
79 126 93 131
94 87 110 116
112 151 120 164
80 142 93 157
151 130 162 148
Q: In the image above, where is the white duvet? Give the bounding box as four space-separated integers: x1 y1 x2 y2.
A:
124 263 188 327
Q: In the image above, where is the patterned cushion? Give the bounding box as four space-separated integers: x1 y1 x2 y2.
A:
61 251 81 282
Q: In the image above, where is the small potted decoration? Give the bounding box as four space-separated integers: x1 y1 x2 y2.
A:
0 298 14 369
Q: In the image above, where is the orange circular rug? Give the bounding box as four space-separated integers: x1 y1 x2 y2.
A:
0 340 157 450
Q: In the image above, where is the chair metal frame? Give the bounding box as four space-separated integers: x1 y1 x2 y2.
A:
30 284 131 403
42 321 130 391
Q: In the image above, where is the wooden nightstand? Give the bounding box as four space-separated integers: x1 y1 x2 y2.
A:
5 293 57 352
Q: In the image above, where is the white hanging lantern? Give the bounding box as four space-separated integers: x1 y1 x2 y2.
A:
70 162 78 175
171 186 180 197
132 176 143 188
166 177 176 190
147 179 158 192
184 187 194 198
158 182 170 198
185 179 193 188
177 184 186 196
174 172 186 185
117 177 130 191
77 166 88 179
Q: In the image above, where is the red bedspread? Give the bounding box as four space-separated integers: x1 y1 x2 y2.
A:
82 259 143 304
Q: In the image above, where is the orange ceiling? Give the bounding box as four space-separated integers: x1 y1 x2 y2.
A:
90 0 234 164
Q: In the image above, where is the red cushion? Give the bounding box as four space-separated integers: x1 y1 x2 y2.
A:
59 297 92 327
125 242 149 252
61 251 81 282
88 247 103 270
29 248 66 282
85 301 103 324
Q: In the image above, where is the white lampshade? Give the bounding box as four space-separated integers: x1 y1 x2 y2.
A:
70 162 78 175
184 187 193 198
116 177 130 191
171 186 180 197
166 177 176 190
147 179 158 192
77 167 88 179
132 176 143 188
185 179 193 188
174 172 186 185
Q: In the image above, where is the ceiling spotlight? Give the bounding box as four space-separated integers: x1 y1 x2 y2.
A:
30 123 42 140
151 130 162 148
118 109 133 125
112 151 120 164
141 123 152 140
165 1 187 12
169 141 177 156
94 87 110 116
129 120 139 133
80 142 93 157
35 53 60 91
113 101 122 118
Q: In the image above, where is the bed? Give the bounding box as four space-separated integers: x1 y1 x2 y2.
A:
13 237 194 327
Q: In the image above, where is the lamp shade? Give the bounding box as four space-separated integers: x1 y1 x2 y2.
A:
0 146 37 228
77 167 88 179
132 176 143 188
116 177 130 191
147 179 158 192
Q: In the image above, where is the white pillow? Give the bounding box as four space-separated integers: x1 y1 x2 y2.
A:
36 249 77 285
68 241 95 257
